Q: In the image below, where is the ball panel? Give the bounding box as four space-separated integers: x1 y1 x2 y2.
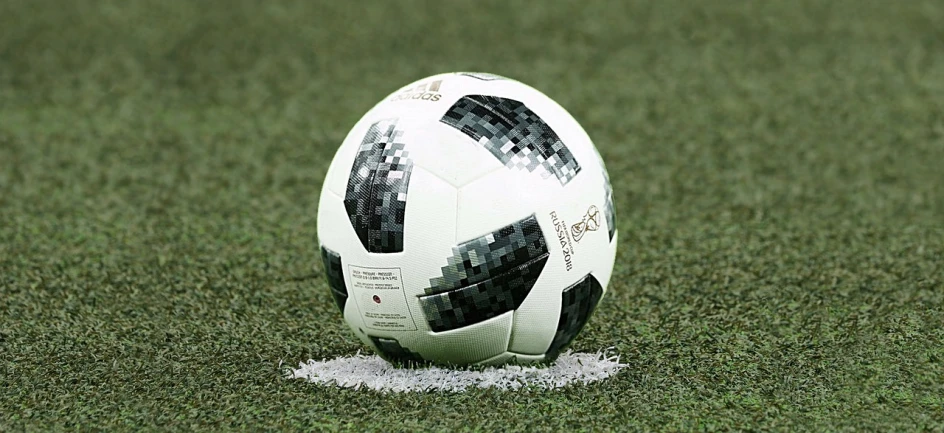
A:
404 122 504 189
506 304 557 355
439 94 581 186
411 311 513 365
602 176 616 243
420 254 548 333
342 118 414 253
591 146 617 243
419 213 549 332
544 274 604 361
427 213 549 295
470 76 606 184
455 166 557 246
319 246 348 314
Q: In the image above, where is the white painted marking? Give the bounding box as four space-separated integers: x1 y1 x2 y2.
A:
287 350 625 393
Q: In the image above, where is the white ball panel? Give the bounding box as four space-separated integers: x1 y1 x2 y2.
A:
455 167 553 244
403 121 504 189
410 311 513 365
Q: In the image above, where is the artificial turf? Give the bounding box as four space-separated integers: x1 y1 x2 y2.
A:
2 0 943 431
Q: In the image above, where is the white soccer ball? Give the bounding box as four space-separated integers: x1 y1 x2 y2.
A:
316 72 617 366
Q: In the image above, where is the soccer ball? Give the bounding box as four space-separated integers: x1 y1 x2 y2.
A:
316 72 617 366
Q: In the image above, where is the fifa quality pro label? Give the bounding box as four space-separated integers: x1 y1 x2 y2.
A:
349 266 418 331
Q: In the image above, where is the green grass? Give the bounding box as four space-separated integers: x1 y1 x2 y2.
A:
2 0 943 431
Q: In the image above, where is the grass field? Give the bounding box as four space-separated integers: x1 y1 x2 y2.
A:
2 0 944 431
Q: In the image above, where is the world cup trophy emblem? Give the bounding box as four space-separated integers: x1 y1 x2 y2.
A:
571 205 601 242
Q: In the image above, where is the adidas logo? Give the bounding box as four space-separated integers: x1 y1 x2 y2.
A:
389 79 443 102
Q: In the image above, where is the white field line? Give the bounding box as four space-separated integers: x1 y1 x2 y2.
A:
287 350 625 393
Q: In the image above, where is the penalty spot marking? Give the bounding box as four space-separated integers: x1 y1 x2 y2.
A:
287 350 625 393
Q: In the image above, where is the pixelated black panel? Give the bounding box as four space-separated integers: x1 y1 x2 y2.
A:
590 146 616 242
343 119 414 253
421 255 548 333
369 336 426 365
421 214 550 332
320 246 347 313
427 214 548 295
440 95 581 186
545 274 604 361
600 159 616 242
